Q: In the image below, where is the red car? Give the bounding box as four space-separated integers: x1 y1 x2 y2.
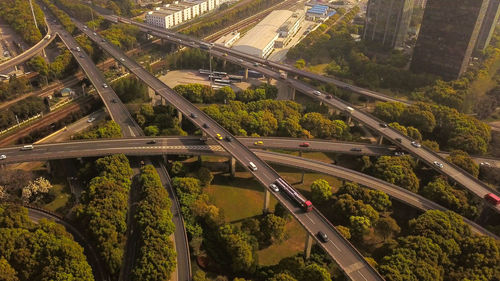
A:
299 142 310 147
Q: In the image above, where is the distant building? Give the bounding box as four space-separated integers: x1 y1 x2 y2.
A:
410 0 490 80
232 10 295 58
306 4 329 21
215 31 240 47
363 0 414 49
476 0 500 50
145 0 230 29
277 10 306 47
60 88 75 97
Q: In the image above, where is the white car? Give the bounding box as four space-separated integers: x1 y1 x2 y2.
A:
312 90 322 96
0 155 6 160
270 183 279 192
87 117 96 123
120 58 125 62
433 161 444 168
411 141 421 148
480 162 491 166
102 83 108 88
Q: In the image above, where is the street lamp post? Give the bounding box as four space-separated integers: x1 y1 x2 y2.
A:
28 0 39 30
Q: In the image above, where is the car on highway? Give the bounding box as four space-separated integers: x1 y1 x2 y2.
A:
299 142 310 147
79 54 85 58
317 231 329 243
254 141 264 146
312 90 321 96
237 59 244 63
395 137 402 143
394 151 405 156
225 136 232 142
216 133 223 140
147 140 157 144
76 47 80 52
411 141 421 148
248 162 258 171
223 53 228 57
0 155 6 160
202 123 209 128
254 62 260 66
326 95 332 99
93 32 97 36
111 99 117 103
379 123 388 128
87 117 96 123
350 148 362 152
102 83 108 88
433 161 444 168
345 106 354 112
120 58 125 62
190 113 197 118
21 145 34 151
480 162 491 166
270 183 279 192
101 39 106 42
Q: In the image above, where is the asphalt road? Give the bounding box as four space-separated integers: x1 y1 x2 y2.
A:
27 207 108 281
0 21 56 73
1 138 497 240
105 15 500 212
73 19 384 281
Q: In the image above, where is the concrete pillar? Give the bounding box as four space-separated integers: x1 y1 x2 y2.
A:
304 233 313 259
197 155 202 165
244 68 249 80
290 86 296 100
177 110 182 123
46 161 52 175
223 60 226 68
346 115 352 125
267 76 272 84
377 135 384 145
229 157 236 177
263 189 270 214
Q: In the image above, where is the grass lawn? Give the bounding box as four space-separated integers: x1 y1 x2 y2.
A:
257 219 306 266
43 184 71 213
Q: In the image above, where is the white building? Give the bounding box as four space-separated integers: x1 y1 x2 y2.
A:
232 10 294 58
215 31 241 47
146 0 229 29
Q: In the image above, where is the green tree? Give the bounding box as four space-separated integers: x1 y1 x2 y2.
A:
447 150 479 178
144 125 159 136
170 161 186 177
215 86 236 102
375 217 401 241
0 258 18 281
310 179 333 203
172 177 202 195
372 156 419 192
349 216 371 239
197 167 213 186
300 263 331 281
260 214 286 243
295 59 306 69
336 225 351 240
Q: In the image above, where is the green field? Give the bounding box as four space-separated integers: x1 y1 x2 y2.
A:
43 184 71 213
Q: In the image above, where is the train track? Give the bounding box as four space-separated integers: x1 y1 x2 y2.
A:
204 0 299 42
0 95 97 146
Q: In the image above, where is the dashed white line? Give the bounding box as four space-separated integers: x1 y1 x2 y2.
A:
358 271 368 281
329 240 341 252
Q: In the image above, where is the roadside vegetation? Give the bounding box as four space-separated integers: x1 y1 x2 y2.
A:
40 0 75 34
0 96 46 131
0 204 94 281
74 120 123 139
74 154 133 278
0 0 46 45
132 165 177 281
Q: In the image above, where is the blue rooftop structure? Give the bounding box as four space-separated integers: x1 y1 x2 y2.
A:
327 11 337 17
307 4 328 15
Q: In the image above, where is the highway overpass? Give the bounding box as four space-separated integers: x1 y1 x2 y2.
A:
0 137 497 240
73 19 385 281
103 15 500 213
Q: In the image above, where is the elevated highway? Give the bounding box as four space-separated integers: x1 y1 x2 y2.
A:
0 137 497 240
74 19 385 281
102 15 500 212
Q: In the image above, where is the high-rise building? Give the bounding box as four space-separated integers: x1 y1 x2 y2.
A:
476 0 500 50
410 0 490 80
363 0 414 48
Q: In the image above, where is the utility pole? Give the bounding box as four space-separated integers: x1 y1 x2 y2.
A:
28 0 39 30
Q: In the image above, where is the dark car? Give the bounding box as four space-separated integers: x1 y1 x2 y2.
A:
203 123 209 128
111 99 117 103
317 231 329 243
147 140 157 144
190 113 197 118
325 95 332 99
379 123 388 128
395 138 402 143
350 147 362 152
225 136 232 142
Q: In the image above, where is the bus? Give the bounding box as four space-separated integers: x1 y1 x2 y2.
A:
276 178 313 212
214 79 232 85
199 69 211 75
485 193 500 205
228 75 243 82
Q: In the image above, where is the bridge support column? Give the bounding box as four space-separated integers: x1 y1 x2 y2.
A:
244 68 249 81
289 86 295 100
298 151 304 183
177 110 182 124
198 155 202 165
229 157 236 177
304 233 313 259
377 135 384 145
46 161 52 175
263 188 270 214
346 115 352 125
223 59 226 68
267 76 272 85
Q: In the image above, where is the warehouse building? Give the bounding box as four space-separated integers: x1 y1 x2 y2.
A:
232 10 296 58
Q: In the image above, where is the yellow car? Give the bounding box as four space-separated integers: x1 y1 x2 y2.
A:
254 141 264 146
216 133 223 140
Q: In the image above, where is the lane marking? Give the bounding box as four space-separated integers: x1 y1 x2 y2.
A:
329 240 341 252
358 271 368 281
306 214 315 225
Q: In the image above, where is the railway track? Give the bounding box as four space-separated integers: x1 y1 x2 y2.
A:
0 95 97 146
204 0 299 42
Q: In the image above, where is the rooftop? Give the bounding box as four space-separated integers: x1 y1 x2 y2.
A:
233 10 293 50
307 4 328 15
